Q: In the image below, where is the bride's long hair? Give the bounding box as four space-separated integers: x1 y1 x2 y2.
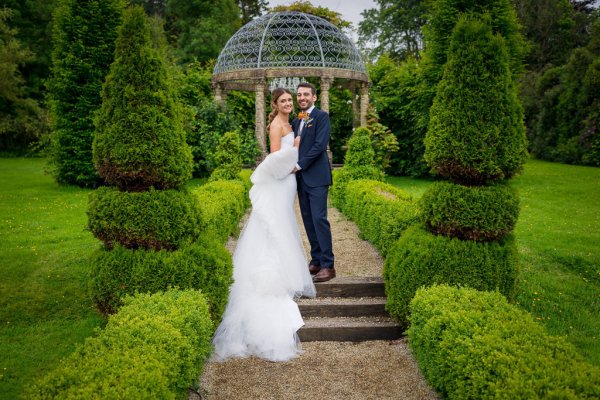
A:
267 87 293 128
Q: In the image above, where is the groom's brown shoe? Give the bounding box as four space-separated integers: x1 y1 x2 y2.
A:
312 267 336 283
308 263 321 275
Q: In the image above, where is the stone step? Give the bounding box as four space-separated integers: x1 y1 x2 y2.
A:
312 276 385 298
299 316 404 342
296 297 388 318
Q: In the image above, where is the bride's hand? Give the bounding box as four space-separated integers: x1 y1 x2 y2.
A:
294 136 301 148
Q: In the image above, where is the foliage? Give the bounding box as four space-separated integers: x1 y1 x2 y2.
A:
365 109 399 172
328 85 353 164
238 0 268 24
209 131 243 182
408 285 600 399
0 0 57 102
87 187 202 250
342 179 419 256
421 181 519 242
358 0 428 61
270 1 351 31
527 19 600 166
0 7 47 152
368 55 430 176
93 6 192 191
192 178 249 242
47 0 124 187
384 225 518 322
425 16 528 185
89 236 232 319
164 0 240 63
331 127 384 209
26 289 214 399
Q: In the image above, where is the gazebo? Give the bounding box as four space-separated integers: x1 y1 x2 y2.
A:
212 11 369 158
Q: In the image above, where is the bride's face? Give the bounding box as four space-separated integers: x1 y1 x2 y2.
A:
276 93 294 115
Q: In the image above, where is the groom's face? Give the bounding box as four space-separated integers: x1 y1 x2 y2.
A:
297 87 317 111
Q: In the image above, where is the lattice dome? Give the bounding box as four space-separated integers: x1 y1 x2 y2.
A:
213 11 366 76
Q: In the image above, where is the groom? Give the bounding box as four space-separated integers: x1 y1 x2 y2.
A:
291 82 335 283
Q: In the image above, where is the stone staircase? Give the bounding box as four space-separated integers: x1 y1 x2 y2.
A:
297 276 404 342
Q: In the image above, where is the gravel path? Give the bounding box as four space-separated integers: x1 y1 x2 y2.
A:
194 201 438 400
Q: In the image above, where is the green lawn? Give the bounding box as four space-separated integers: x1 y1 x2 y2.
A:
388 159 600 366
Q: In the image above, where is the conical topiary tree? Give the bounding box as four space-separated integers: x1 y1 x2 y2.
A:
385 14 527 322
331 127 384 210
209 131 243 182
88 6 231 320
93 4 192 191
47 0 124 187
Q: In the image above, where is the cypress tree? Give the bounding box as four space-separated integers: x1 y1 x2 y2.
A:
93 5 192 191
47 0 124 187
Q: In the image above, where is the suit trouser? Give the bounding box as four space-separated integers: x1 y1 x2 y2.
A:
297 174 334 268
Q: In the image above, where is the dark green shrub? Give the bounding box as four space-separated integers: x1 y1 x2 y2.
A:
384 225 518 322
192 179 248 241
421 181 519 241
26 289 214 399
343 179 419 256
87 187 202 250
331 127 384 209
93 6 192 191
47 0 124 187
424 16 527 185
209 131 243 182
408 285 600 399
89 234 232 320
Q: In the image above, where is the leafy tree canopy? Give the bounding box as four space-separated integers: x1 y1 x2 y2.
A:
270 1 351 31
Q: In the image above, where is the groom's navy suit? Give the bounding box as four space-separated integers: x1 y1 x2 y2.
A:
292 107 334 269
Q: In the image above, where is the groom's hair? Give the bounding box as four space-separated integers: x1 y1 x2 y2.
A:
297 82 316 96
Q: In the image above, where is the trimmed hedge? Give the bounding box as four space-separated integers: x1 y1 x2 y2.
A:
209 131 243 182
343 179 419 256
27 289 214 399
408 285 600 399
384 225 518 322
87 187 202 250
421 181 519 241
331 166 384 210
89 234 232 320
192 179 248 242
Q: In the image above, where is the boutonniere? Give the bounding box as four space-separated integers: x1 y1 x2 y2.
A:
297 111 310 121
306 118 314 126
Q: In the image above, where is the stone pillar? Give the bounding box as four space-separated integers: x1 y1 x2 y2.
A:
360 83 369 127
320 76 334 113
352 85 360 129
255 80 267 160
214 83 226 107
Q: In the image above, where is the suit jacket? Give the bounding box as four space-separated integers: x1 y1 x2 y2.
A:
292 107 332 187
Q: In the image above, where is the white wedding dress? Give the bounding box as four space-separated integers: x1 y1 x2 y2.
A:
212 132 316 362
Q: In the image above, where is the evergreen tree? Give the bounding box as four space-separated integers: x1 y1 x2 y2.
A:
93 4 192 191
425 16 528 184
47 0 124 186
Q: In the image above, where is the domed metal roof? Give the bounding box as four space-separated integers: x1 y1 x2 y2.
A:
213 11 367 84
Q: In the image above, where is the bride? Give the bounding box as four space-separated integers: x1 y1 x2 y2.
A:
212 87 316 362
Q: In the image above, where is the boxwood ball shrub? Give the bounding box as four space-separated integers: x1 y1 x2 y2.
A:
87 186 202 250
421 181 519 241
93 6 193 191
424 16 527 185
89 233 232 320
26 289 214 400
408 285 600 399
384 225 518 322
343 179 420 256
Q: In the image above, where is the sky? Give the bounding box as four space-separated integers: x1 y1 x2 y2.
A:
267 0 377 39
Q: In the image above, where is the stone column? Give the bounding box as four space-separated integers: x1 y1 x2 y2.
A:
320 76 334 113
255 80 267 160
214 83 226 107
360 83 369 127
352 84 360 129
